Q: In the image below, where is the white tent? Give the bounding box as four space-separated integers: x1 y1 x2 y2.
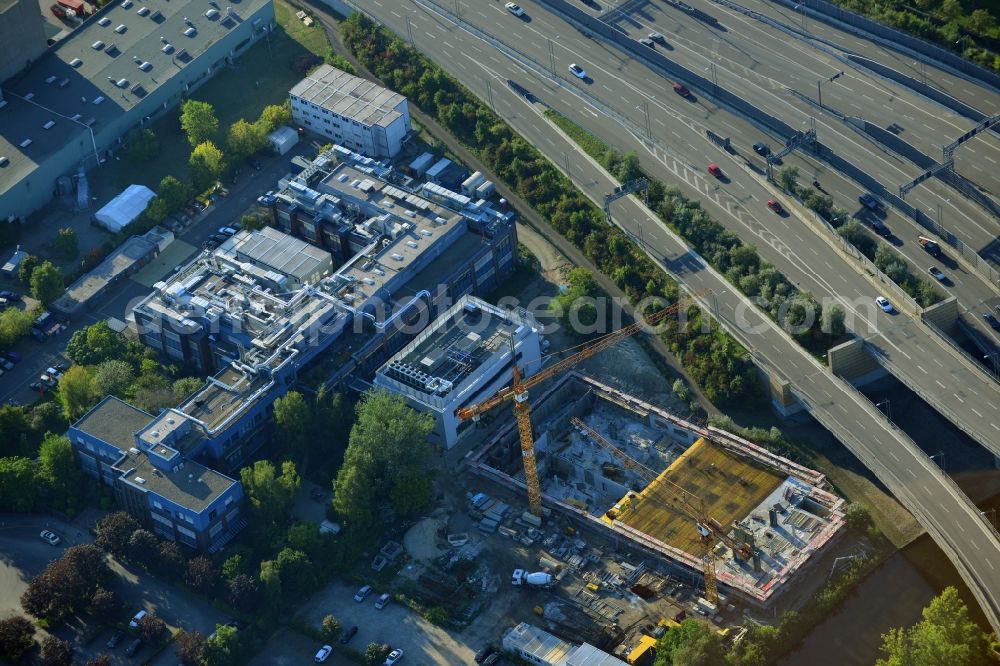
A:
268 126 299 156
95 184 156 232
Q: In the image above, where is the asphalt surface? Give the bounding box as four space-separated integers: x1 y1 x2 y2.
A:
352 0 1000 634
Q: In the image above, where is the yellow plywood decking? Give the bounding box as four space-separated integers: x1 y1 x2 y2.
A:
611 438 784 556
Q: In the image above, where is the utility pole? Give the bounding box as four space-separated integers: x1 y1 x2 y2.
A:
405 15 414 46
485 78 494 111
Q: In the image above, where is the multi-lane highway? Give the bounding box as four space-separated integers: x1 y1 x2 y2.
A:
349 0 1000 632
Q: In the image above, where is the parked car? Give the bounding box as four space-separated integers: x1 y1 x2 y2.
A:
46 367 63 381
125 638 142 657
568 63 587 79
353 585 373 602
218 226 238 236
876 296 894 313
3 351 21 363
504 2 525 16
0 290 18 300
766 198 784 214
314 645 333 663
39 530 60 546
384 648 404 666
106 629 125 649
129 610 147 628
211 233 229 244
39 374 57 387
475 645 497 664
928 266 946 282
375 593 391 610
340 625 359 644
0 358 12 371
483 654 501 666
29 382 45 394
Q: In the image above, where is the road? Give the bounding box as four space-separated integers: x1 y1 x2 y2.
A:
350 0 1000 634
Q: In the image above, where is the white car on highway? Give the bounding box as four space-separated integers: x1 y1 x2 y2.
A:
505 2 524 16
568 63 587 79
875 296 894 313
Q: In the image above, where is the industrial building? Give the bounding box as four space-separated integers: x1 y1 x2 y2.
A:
216 226 333 290
69 396 244 551
471 373 846 606
0 0 276 220
52 224 173 319
374 296 543 448
0 0 48 84
502 622 628 666
289 64 411 158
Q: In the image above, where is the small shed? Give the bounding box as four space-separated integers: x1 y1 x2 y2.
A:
408 152 435 177
95 184 156 232
268 126 299 155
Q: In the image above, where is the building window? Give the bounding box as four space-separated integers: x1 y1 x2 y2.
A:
209 508 217 520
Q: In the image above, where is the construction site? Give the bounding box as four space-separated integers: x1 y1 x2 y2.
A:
467 372 846 608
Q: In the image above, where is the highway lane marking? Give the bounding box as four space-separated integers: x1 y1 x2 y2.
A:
989 560 996 571
935 380 946 389
957 520 966 532
953 393 964 403
655 118 666 127
972 540 981 551
861 93 874 102
917 364 927 374
442 40 455 50
992 423 1000 432
986 156 998 165
972 408 983 418
888 450 900 462
424 31 434 38
933 358 944 367
390 9 401 18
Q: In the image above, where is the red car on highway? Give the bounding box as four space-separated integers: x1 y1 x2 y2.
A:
767 198 784 214
707 163 723 178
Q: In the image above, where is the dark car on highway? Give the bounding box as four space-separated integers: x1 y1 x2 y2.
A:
753 141 770 157
985 312 1000 330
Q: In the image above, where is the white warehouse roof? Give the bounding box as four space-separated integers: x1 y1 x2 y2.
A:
95 184 156 232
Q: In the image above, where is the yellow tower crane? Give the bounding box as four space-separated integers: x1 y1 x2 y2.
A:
455 293 705 516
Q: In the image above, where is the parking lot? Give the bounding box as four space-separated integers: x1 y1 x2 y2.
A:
251 580 477 666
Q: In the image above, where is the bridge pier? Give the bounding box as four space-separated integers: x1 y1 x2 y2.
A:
827 337 889 388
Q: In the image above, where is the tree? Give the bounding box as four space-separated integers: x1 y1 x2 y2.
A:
52 227 79 260
18 254 40 284
820 302 846 337
180 100 219 147
86 656 112 666
186 556 219 595
333 390 433 523
125 128 160 162
30 260 64 304
66 321 135 366
89 586 121 617
136 612 167 643
37 434 86 513
221 553 249 580
552 267 600 331
324 51 356 74
202 623 242 666
0 615 36 662
57 365 100 420
271 547 316 604
777 165 799 193
321 614 342 642
654 620 725 666
877 586 990 666
158 540 187 577
127 528 160 566
364 642 389 666
227 574 260 611
0 457 39 512
227 119 267 160
94 511 141 557
176 630 207 666
189 141 225 190
240 213 269 232
40 635 74 666
969 9 994 35
258 103 292 134
837 219 876 257
93 360 135 397
157 175 193 212
273 391 312 461
0 306 37 349
240 459 299 538
389 468 433 518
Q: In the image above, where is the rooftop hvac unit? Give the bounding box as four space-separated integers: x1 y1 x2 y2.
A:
92 95 104 104
420 229 433 236
136 5 148 15
58 78 69 88
24 92 33 100
116 78 129 88
18 139 32 148
391 253 404 261
42 120 55 130
70 113 81 121
45 75 56 84
115 24 127 33
98 17 110 25
161 43 174 53
183 26 196 36
0 157 9 167
91 40 104 50
406 240 418 248
69 58 82 67
121 0 132 7
138 61 152 71
205 8 219 18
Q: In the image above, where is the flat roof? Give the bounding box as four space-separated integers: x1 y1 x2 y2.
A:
72 395 154 451
222 226 331 284
118 447 236 512
0 0 270 200
504 623 574 664
180 364 276 431
289 64 404 129
54 228 162 311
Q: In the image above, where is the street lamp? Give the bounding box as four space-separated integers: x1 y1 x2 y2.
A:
793 4 806 30
929 451 946 471
816 70 844 107
705 63 718 92
635 102 651 138
911 60 926 85
875 399 891 421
